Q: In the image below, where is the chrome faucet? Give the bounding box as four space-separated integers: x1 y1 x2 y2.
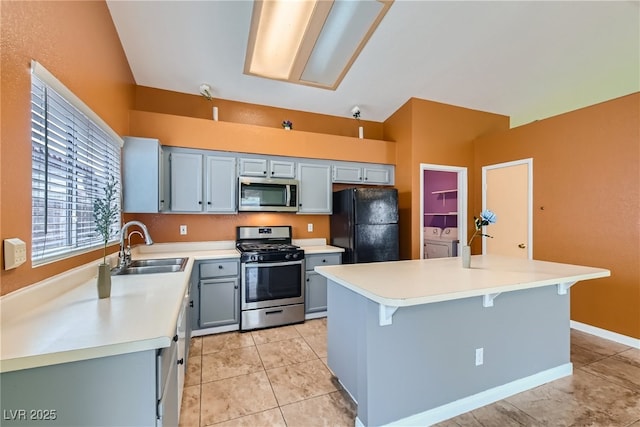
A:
118 221 154 268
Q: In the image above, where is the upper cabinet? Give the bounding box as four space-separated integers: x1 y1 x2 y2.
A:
205 156 237 213
131 142 394 215
169 151 203 212
238 157 295 178
332 162 394 185
166 148 237 214
122 137 166 213
297 163 331 214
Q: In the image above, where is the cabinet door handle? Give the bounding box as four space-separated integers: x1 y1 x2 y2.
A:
207 201 212 205
173 335 178 342
189 300 194 308
177 358 184 365
306 278 310 282
234 285 239 289
322 259 327 263
198 201 202 205
218 265 223 269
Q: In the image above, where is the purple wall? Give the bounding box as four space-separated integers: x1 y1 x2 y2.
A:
424 170 458 228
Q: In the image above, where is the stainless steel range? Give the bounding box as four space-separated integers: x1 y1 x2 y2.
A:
236 226 305 331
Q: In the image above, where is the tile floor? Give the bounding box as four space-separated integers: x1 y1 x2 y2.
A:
179 320 640 426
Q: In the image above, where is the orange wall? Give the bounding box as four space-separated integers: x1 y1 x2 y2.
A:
473 93 640 339
128 110 395 164
135 86 385 140
0 1 135 295
125 105 396 246
384 98 510 259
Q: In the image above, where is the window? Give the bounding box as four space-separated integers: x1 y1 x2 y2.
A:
31 62 123 264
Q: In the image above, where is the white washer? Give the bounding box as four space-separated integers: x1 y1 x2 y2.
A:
424 227 459 259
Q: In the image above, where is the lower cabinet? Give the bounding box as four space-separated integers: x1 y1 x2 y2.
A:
305 253 342 315
195 259 241 330
0 340 184 427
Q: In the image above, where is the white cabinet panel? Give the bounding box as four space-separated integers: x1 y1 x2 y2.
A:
333 165 362 183
239 157 295 178
123 137 166 213
333 163 394 185
170 152 203 212
269 159 296 178
297 163 331 214
363 166 391 184
205 156 237 213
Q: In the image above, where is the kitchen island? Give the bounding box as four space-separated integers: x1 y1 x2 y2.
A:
315 255 610 426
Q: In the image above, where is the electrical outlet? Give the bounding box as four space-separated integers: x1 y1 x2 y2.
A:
4 238 27 270
180 225 187 235
475 348 484 366
307 223 313 232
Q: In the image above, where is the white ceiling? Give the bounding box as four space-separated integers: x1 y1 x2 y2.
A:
107 1 639 127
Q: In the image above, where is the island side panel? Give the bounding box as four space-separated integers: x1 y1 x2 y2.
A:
330 284 570 426
0 350 157 426
326 280 366 404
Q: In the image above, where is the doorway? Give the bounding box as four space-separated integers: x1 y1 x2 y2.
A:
482 159 533 258
420 164 468 259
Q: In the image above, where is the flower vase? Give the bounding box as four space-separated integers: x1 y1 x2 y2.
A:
97 263 111 299
461 245 471 268
284 126 291 131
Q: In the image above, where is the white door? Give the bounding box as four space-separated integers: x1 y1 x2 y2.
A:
482 159 532 258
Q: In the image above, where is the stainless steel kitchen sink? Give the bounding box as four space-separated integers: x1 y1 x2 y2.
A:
111 257 188 276
128 257 187 268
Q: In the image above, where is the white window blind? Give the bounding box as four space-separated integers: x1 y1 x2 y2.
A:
31 62 122 264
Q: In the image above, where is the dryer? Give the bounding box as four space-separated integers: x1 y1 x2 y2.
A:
424 227 459 259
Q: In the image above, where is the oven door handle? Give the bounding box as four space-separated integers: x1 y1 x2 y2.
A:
242 260 303 268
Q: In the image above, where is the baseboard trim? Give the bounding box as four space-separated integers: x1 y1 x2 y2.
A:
190 324 239 337
364 364 573 426
570 321 640 349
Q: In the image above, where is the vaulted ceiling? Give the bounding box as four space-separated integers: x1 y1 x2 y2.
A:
107 1 639 127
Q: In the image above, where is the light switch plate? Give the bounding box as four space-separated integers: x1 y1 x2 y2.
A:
4 238 27 270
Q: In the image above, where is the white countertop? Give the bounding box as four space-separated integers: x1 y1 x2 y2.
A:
0 240 341 373
315 255 610 308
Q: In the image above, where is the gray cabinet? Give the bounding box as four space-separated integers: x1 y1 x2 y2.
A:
205 156 237 213
0 306 189 427
332 162 394 185
157 337 179 427
305 253 341 314
167 149 237 213
239 157 295 178
122 137 166 213
198 259 240 328
297 162 331 214
169 151 203 212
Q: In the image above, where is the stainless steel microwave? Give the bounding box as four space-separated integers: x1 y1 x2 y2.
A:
238 177 298 212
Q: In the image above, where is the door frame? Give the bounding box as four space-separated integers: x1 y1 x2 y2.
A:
481 158 533 258
419 164 468 259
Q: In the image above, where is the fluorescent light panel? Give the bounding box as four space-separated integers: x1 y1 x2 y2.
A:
245 0 393 90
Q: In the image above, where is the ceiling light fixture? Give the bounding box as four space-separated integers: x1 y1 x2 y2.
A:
244 0 393 90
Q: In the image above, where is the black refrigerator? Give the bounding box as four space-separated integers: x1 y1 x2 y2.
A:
330 188 399 264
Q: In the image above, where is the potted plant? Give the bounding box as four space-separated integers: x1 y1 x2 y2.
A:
93 175 119 298
463 209 496 268
282 120 293 130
